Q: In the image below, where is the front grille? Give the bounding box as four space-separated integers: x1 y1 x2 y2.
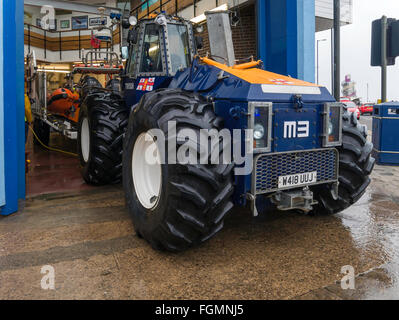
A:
254 149 338 194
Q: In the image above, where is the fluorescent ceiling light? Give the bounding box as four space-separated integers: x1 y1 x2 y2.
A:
190 4 228 24
38 69 70 74
149 45 159 53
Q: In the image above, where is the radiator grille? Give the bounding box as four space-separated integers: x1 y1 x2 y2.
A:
254 149 338 194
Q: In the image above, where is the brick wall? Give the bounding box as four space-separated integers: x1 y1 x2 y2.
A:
130 1 257 62
197 4 257 62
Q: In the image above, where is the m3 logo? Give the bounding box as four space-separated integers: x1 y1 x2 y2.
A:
283 121 310 139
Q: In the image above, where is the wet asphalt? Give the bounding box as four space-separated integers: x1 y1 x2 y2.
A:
1 115 399 300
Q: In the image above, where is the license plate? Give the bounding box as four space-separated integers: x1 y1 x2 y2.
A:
278 171 317 189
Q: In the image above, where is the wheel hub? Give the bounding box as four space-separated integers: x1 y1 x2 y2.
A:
81 117 90 163
132 132 162 210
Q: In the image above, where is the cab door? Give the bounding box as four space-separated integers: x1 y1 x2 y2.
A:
123 22 170 108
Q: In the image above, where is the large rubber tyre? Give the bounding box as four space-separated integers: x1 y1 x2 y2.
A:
105 79 121 94
77 91 128 185
80 76 102 100
33 118 50 147
312 111 375 215
123 89 234 252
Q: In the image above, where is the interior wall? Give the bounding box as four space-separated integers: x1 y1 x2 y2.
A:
197 4 257 61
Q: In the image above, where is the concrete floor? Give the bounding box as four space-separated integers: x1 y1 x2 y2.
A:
25 131 94 198
1 115 399 300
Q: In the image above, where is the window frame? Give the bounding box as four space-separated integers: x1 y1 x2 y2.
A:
134 21 167 77
126 41 139 76
164 20 195 76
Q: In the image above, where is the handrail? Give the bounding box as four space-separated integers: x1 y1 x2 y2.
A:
24 23 121 60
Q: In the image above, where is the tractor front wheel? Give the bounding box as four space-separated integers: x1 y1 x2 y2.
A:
312 111 375 214
123 89 234 252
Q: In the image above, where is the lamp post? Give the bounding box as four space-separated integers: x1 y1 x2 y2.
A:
333 0 341 101
316 38 327 84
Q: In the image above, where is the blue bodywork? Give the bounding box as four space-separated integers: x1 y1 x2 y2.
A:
372 102 399 165
0 0 25 216
121 57 336 207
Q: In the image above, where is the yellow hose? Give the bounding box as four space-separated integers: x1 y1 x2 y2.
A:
29 125 78 157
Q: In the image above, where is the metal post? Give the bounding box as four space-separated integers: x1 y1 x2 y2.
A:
78 30 81 59
44 72 47 121
381 15 388 102
367 83 369 102
44 30 47 59
317 40 319 84
59 31 62 60
28 24 31 53
333 0 341 101
317 39 326 84
175 0 178 15
331 28 334 94
119 25 122 56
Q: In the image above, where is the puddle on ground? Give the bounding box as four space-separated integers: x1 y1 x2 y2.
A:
337 186 399 299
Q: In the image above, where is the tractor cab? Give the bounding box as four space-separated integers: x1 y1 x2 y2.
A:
122 14 198 107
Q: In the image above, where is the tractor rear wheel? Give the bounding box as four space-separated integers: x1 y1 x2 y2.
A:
78 92 128 185
33 118 50 147
312 111 375 215
123 89 234 252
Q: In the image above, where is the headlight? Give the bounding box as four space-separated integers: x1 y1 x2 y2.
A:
254 124 265 140
328 121 334 135
323 103 343 147
249 102 272 153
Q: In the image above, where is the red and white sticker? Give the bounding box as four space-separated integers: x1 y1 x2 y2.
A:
137 78 155 91
270 78 294 85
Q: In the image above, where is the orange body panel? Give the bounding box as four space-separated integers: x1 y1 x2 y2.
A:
47 88 80 123
201 57 319 87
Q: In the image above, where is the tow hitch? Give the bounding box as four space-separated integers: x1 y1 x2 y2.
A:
271 187 318 213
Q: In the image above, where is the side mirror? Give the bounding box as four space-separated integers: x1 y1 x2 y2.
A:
195 36 203 50
128 28 138 44
121 46 129 60
122 19 131 29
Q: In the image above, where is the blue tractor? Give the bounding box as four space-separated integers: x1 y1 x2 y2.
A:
78 12 375 252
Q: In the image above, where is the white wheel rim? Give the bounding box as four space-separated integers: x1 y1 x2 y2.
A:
81 117 90 163
132 132 162 210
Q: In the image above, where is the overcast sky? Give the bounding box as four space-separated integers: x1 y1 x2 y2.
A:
316 0 399 102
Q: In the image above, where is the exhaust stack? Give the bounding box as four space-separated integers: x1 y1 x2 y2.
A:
205 10 236 66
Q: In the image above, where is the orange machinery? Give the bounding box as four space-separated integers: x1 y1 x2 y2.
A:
47 88 80 123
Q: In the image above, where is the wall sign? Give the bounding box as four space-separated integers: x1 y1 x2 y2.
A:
60 19 70 29
89 17 107 27
72 16 88 30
